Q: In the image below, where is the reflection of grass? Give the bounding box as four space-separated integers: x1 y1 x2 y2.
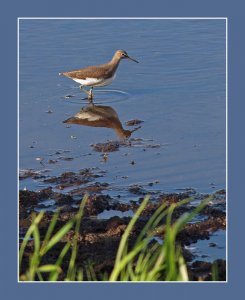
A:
19 195 210 281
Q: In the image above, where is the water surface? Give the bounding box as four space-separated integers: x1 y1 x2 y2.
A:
19 19 226 194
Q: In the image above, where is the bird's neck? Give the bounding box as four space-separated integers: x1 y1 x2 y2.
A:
109 54 121 68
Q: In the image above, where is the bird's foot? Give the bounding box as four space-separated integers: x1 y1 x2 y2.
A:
80 86 94 102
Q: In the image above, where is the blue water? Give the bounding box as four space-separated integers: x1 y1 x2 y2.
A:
19 19 226 194
186 230 226 263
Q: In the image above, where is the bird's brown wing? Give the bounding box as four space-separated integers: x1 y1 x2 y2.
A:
62 64 113 79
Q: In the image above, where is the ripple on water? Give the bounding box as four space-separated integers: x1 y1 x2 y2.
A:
63 88 131 105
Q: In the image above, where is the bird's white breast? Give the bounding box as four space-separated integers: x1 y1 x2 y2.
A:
72 74 116 87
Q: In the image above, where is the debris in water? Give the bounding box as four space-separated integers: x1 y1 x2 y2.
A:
35 157 45 166
64 95 74 99
101 153 109 162
91 141 120 152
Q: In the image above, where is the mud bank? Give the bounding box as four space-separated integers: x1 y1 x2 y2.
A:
19 168 226 281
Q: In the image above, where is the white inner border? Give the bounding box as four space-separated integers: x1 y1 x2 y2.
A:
17 17 228 284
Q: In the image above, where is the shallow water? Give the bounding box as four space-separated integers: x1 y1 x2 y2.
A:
19 19 226 194
97 209 134 220
186 230 226 262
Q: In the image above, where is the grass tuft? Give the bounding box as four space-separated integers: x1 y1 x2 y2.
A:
19 194 213 281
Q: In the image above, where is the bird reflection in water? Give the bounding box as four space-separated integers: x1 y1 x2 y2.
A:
63 104 141 140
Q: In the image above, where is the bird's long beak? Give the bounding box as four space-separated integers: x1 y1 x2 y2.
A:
127 55 139 63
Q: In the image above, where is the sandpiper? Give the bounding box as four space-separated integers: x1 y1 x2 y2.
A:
63 104 141 140
59 50 139 101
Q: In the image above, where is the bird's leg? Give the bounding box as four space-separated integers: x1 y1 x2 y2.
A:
79 85 89 94
79 85 91 96
88 87 94 102
80 85 94 102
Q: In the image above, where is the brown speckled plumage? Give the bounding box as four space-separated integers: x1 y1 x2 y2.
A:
61 61 119 80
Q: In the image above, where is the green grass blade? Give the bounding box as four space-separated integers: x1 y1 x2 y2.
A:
28 224 41 280
212 261 219 281
110 240 147 281
77 268 83 281
88 263 97 281
19 211 45 273
173 197 210 238
114 195 150 267
37 265 62 273
101 272 109 281
137 244 157 278
126 262 137 281
67 195 88 280
36 271 44 281
145 265 165 281
33 223 41 253
85 266 92 281
48 242 71 281
40 220 74 256
147 198 191 238
135 202 167 244
164 204 177 281
135 250 146 276
143 245 163 280
41 210 59 250
177 254 189 281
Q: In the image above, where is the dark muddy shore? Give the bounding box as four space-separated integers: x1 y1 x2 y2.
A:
19 168 226 281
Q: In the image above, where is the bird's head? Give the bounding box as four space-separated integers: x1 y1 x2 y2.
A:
115 50 139 63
